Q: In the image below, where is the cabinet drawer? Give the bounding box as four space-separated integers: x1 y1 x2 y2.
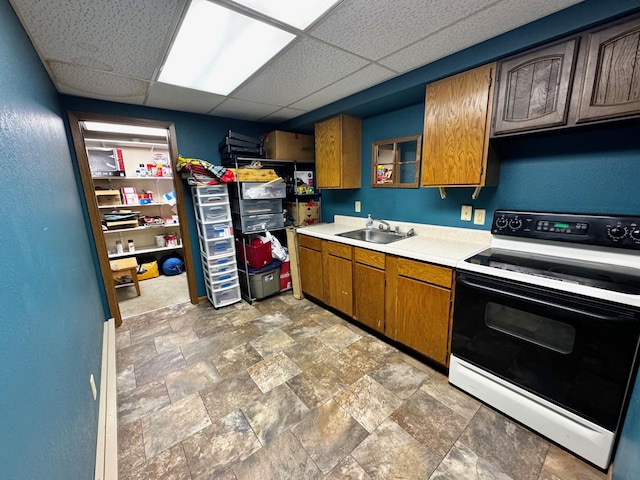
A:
232 198 283 215
240 182 286 199
397 258 452 288
193 185 228 198
299 234 322 251
194 192 229 205
324 241 352 260
196 203 231 223
354 247 385 269
199 235 234 256
232 212 284 233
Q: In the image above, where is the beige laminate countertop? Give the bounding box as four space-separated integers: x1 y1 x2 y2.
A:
296 215 492 268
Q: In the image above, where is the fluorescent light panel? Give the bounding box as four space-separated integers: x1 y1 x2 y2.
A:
232 0 340 30
82 121 167 138
159 0 296 95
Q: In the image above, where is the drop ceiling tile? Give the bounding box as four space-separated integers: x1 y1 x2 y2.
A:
259 108 308 123
308 0 495 61
380 0 583 73
209 98 283 121
289 64 396 111
146 83 225 114
232 37 369 106
13 0 181 79
49 62 147 104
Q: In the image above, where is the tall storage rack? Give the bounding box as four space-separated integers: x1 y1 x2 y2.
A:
192 184 241 308
230 176 287 302
225 157 321 302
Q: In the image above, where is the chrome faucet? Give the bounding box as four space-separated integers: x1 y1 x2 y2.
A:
376 219 390 232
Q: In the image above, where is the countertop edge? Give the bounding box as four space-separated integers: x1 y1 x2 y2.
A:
296 221 491 268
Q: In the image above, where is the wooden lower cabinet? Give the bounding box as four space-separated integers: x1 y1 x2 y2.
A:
298 235 324 301
297 235 455 366
322 241 354 316
353 247 385 334
386 256 454 367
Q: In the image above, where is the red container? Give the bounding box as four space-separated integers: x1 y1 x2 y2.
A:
235 239 272 269
279 260 291 291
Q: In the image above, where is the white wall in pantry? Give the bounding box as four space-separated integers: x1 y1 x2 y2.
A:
119 144 169 177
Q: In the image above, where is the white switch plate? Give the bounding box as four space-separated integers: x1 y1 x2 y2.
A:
355 201 361 213
461 205 473 221
474 209 486 225
90 374 97 401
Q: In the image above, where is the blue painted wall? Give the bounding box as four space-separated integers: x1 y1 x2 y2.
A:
321 106 640 227
16 0 640 476
61 96 271 298
0 2 106 479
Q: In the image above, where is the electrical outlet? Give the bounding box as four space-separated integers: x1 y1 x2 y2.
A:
90 374 97 401
461 205 473 221
355 201 361 213
474 209 486 225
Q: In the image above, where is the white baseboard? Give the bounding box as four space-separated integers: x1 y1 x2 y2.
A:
95 318 118 480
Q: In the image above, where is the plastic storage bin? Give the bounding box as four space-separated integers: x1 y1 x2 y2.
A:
193 185 228 197
240 182 286 199
232 198 282 215
199 235 234 256
196 203 231 223
233 213 284 233
201 222 233 240
206 282 241 307
194 192 229 205
201 251 236 270
209 271 239 290
239 262 281 299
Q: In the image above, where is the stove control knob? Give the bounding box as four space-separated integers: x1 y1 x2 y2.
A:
508 218 523 231
607 226 627 240
495 217 508 229
630 227 640 242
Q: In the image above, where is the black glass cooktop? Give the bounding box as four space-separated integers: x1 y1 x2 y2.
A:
465 248 640 294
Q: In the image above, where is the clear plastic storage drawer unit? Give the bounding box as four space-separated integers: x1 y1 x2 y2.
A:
240 182 286 200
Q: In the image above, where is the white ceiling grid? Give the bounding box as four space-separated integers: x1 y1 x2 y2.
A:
9 0 583 123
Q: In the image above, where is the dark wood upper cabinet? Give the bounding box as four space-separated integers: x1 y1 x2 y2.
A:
491 13 640 137
577 16 640 123
493 39 578 135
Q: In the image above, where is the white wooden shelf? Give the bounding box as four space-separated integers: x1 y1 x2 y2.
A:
108 244 183 259
103 223 180 234
98 202 172 209
93 176 174 181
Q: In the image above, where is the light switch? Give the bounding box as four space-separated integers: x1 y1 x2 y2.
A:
355 201 361 213
474 209 486 225
461 205 472 221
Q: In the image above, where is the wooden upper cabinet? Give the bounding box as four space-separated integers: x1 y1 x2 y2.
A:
577 16 640 123
493 39 578 135
421 63 497 187
315 114 361 189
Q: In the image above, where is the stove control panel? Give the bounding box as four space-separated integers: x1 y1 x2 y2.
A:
492 210 640 250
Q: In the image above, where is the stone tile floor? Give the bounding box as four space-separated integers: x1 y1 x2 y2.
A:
116 294 608 480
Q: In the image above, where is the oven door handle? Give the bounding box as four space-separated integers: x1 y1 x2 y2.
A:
457 275 636 323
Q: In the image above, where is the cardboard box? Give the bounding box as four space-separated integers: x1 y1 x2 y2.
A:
287 201 320 226
263 130 314 162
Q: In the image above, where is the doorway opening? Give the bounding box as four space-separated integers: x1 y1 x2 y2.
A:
68 112 198 327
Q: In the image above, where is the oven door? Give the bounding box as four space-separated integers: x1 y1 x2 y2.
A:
452 271 640 432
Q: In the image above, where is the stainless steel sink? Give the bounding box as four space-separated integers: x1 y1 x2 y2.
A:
336 228 412 244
